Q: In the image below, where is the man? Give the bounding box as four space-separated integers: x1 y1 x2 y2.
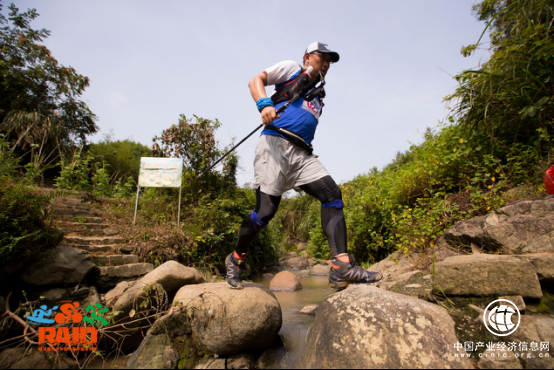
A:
226 42 382 290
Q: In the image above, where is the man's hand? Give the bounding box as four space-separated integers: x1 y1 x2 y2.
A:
261 106 281 125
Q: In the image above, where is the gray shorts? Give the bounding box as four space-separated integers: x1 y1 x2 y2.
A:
253 135 330 196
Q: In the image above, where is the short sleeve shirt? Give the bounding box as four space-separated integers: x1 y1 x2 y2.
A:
261 61 323 145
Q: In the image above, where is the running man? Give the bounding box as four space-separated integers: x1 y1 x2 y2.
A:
226 42 382 290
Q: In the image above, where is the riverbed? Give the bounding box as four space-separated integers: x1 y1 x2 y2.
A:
254 271 334 368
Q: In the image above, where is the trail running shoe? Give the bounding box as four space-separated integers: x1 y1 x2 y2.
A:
226 252 246 290
329 255 383 290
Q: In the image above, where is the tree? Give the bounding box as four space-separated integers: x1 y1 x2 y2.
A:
0 2 97 165
151 114 238 203
87 138 151 184
447 0 554 177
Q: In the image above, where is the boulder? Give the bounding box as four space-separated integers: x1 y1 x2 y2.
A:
434 254 543 298
95 263 154 289
499 295 526 312
377 270 432 297
105 281 131 305
174 282 282 356
194 359 226 369
299 305 318 315
507 315 554 369
21 245 95 286
279 257 310 270
443 196 554 253
226 353 256 369
309 264 331 276
126 331 179 369
269 271 302 292
0 347 74 369
299 285 472 369
113 261 204 316
478 348 522 369
37 288 67 302
515 253 554 282
79 285 101 309
443 215 488 248
127 308 193 369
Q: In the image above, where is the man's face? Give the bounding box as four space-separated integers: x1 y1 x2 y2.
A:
305 52 332 76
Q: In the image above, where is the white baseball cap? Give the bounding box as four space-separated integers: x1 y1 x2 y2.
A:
305 42 340 63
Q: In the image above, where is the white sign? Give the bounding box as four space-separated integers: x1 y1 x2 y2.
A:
138 158 182 188
134 157 183 225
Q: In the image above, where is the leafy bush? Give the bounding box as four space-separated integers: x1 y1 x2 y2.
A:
0 135 51 277
87 138 151 185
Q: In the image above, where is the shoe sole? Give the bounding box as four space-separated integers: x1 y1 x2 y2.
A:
227 282 243 290
329 276 384 290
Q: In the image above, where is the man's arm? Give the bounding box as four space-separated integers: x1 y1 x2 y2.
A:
248 71 280 125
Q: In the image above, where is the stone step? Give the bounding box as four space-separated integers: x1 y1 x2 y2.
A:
95 263 154 289
63 235 126 246
69 244 136 254
54 215 103 224
52 198 83 207
59 228 119 237
66 244 120 253
53 208 101 218
53 221 109 230
94 255 139 266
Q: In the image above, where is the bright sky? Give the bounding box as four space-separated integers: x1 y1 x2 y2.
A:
10 0 488 188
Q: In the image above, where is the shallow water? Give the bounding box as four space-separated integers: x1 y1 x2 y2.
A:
254 271 333 368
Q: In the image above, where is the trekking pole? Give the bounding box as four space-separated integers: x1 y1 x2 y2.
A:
199 67 322 178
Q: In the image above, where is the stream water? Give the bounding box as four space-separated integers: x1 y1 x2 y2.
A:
253 271 334 368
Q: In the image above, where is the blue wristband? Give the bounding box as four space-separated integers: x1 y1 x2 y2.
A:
256 97 274 113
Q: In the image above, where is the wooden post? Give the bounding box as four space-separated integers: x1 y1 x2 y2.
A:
133 186 140 225
177 186 182 226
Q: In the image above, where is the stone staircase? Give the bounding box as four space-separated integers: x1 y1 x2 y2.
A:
51 196 154 289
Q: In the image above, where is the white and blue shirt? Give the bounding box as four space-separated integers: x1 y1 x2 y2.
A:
261 60 323 146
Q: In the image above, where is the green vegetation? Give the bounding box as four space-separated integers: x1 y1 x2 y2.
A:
279 0 552 264
87 136 151 185
1 0 552 277
0 135 53 277
0 3 97 169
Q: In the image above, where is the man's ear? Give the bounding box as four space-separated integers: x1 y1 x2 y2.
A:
303 52 311 68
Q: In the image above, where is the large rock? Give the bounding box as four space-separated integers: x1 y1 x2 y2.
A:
112 261 204 316
478 348 522 369
127 308 192 369
279 256 310 270
508 315 554 369
434 254 543 298
21 245 95 286
299 286 472 369
443 196 554 253
443 215 488 248
0 347 74 369
174 282 282 356
309 264 331 276
96 263 154 289
269 271 302 292
515 253 554 282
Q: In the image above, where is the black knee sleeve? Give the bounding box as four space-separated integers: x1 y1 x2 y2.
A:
299 176 347 257
234 188 281 255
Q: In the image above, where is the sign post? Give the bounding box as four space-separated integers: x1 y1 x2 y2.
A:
134 157 183 226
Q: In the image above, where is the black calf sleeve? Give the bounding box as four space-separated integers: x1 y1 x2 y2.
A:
299 176 347 257
234 188 281 255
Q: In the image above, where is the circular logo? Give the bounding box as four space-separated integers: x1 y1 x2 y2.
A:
483 299 521 337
